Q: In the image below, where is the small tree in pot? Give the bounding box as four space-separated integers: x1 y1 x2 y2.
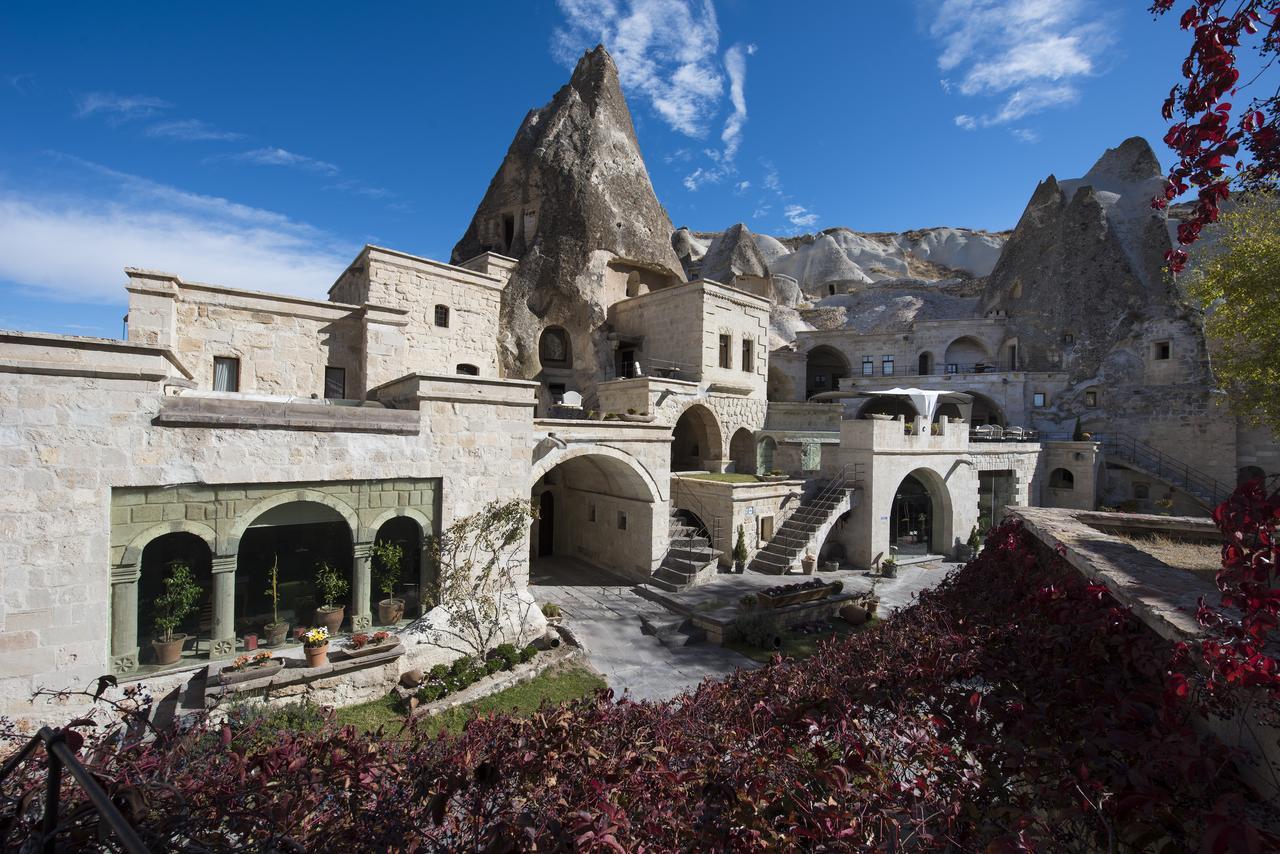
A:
262 555 289 647
733 525 748 573
153 562 202 665
372 540 405 626
313 561 349 634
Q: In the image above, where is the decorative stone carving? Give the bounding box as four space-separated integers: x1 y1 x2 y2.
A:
111 652 139 675
352 614 372 632
210 637 235 658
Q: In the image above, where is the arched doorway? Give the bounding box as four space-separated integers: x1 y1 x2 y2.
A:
943 336 991 372
918 352 933 375
671 404 723 471
137 532 213 664
530 449 665 580
236 501 354 636
539 326 571 369
806 346 849 399
729 428 756 474
372 516 424 618
537 491 555 557
889 470 952 558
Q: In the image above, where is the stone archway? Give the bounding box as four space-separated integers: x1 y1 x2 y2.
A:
729 428 756 474
960 390 1007 427
671 404 724 472
943 336 991 371
136 532 213 666
530 447 667 581
236 500 357 636
888 469 954 559
806 346 849 399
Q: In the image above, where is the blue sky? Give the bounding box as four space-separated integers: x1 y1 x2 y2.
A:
0 1 1197 336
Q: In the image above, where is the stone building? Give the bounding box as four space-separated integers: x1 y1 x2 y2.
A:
2 45 1274 727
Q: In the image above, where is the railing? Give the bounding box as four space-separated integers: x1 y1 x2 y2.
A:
603 357 697 382
1095 432 1231 509
0 727 148 853
671 477 723 565
781 463 862 529
852 361 1018 380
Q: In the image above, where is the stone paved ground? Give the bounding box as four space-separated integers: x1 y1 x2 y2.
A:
530 557 760 702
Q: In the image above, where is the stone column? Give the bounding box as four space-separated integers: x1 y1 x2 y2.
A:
209 556 237 659
110 564 141 675
352 543 373 632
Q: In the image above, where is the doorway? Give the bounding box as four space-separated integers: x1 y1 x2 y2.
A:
538 491 555 558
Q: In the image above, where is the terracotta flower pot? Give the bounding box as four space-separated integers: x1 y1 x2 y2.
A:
314 605 345 634
152 634 189 665
263 621 290 647
303 643 329 668
378 598 405 626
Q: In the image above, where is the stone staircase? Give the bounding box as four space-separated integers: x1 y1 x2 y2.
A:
650 509 721 592
749 474 859 575
1095 432 1230 510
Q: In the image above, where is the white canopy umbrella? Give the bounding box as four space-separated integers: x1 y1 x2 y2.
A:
810 388 972 423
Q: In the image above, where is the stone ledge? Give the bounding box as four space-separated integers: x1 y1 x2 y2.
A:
1008 506 1219 643
202 643 405 702
155 395 420 434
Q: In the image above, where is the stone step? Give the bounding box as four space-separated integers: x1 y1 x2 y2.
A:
639 611 688 637
669 542 716 560
662 555 717 575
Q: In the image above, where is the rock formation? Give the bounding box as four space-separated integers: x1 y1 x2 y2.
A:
451 45 685 386
980 137 1192 380
698 223 770 284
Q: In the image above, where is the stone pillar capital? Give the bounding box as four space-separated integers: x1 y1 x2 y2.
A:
110 563 140 585
211 555 237 574
354 542 375 560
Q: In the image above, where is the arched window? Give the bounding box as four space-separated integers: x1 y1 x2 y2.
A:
455 364 479 376
918 352 932 375
1049 468 1075 489
539 326 571 368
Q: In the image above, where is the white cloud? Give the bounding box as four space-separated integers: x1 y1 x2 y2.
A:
0 158 351 303
553 0 723 137
324 179 393 200
75 92 171 123
784 204 818 227
145 119 244 142
1011 127 1040 143
734 180 751 193
214 147 340 175
7 73 36 95
927 0 1107 127
720 42 749 160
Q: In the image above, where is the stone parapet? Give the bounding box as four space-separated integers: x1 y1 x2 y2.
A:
0 330 191 382
155 394 421 434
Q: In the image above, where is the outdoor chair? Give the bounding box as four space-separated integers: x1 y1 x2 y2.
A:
1005 426 1026 441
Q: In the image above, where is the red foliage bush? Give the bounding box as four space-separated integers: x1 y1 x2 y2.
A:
1149 1 1280 271
4 513 1278 850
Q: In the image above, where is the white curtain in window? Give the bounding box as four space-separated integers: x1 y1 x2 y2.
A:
214 359 236 392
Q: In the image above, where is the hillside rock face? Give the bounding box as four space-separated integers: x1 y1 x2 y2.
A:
451 45 684 382
981 137 1182 379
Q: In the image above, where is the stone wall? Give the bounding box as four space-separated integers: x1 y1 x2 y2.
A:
330 246 506 380
671 476 805 566
126 270 372 399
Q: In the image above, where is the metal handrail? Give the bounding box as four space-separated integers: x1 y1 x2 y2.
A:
0 726 149 853
1095 432 1230 507
671 477 723 567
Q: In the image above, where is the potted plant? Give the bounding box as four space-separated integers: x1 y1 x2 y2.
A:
763 469 788 482
340 630 393 659
881 557 898 578
541 602 562 625
218 650 283 686
263 555 289 647
372 539 405 626
733 525 748 573
313 561 349 634
801 553 817 574
302 626 330 667
152 561 202 665
739 593 758 611
620 407 656 423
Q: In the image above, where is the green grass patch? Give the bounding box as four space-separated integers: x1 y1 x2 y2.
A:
684 473 761 483
333 663 606 737
725 618 880 664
